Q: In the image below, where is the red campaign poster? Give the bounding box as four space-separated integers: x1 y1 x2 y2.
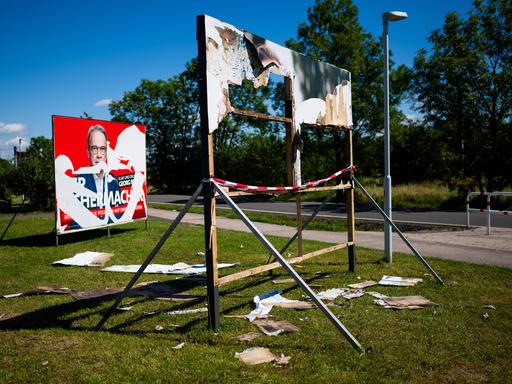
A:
52 116 147 234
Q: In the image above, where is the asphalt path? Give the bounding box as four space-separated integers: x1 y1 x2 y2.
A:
148 194 512 229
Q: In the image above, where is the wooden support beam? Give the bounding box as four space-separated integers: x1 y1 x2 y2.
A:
218 242 352 286
231 108 291 124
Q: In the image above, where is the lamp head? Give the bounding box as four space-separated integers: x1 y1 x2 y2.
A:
382 11 408 22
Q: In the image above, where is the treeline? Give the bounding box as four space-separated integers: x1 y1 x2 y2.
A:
1 0 510 210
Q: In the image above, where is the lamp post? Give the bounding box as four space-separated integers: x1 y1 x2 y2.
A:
382 11 408 263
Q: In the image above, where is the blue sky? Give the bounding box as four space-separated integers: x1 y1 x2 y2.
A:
0 0 474 159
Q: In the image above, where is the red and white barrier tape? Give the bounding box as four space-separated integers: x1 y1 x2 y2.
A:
211 165 356 193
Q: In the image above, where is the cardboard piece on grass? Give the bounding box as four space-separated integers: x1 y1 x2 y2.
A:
235 347 290 366
252 319 299 336
378 276 423 287
342 289 365 300
53 251 113 267
375 295 436 309
347 280 378 289
101 262 236 275
272 279 295 285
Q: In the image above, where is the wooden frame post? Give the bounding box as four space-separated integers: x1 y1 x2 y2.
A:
346 129 356 272
197 15 220 331
284 77 303 256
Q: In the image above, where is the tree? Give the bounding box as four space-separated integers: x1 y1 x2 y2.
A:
411 0 512 191
10 137 55 210
110 60 202 192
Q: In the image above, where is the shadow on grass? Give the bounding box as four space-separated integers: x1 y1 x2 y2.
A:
1 227 138 247
0 277 208 333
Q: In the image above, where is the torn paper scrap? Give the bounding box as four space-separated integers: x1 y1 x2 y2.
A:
165 307 208 315
366 291 388 300
101 263 235 275
246 290 310 321
375 295 436 310
347 280 377 289
316 288 349 300
252 319 299 336
235 347 279 366
172 342 185 350
235 332 261 342
53 252 113 267
342 289 365 300
378 276 423 287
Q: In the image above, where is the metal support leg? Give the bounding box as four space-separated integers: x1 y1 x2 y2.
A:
95 183 203 330
266 190 337 264
353 177 443 284
213 182 363 352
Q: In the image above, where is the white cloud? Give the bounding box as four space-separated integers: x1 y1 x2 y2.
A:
0 122 26 133
0 136 28 159
95 98 113 107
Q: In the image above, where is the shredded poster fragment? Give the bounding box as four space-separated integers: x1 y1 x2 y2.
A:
374 295 436 310
235 347 290 366
101 262 236 275
252 319 299 336
53 251 113 267
378 276 423 287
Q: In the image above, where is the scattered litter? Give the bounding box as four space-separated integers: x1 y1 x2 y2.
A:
236 332 261 341
154 325 164 332
347 280 377 289
223 314 247 319
240 244 244 249
117 306 132 311
272 279 295 285
378 276 423 287
375 295 436 310
172 342 185 350
252 319 299 336
245 290 312 321
299 317 309 322
274 353 291 365
482 312 489 320
483 305 496 310
101 262 236 275
316 288 348 300
42 361 49 366
165 307 208 315
196 251 205 256
52 251 113 267
1 286 71 299
366 291 388 300
342 289 365 300
235 347 278 365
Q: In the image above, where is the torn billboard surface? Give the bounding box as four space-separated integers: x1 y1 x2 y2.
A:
201 15 352 184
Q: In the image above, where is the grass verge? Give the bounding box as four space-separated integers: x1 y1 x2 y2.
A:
0 217 511 383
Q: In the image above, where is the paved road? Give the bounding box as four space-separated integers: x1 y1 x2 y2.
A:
148 207 512 269
148 194 512 229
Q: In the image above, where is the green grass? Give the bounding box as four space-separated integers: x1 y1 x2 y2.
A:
0 217 511 383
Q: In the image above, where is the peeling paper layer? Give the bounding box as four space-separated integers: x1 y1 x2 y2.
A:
203 15 352 134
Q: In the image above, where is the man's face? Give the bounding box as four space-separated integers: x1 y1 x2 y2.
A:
88 130 107 167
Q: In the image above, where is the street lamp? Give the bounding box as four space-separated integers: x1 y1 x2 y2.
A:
382 11 408 263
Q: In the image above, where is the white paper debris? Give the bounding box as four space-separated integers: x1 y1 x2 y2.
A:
172 342 185 350
316 288 349 300
235 347 290 366
378 276 423 287
374 295 436 309
53 251 113 267
245 290 306 322
165 307 208 315
347 280 377 289
101 263 235 275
